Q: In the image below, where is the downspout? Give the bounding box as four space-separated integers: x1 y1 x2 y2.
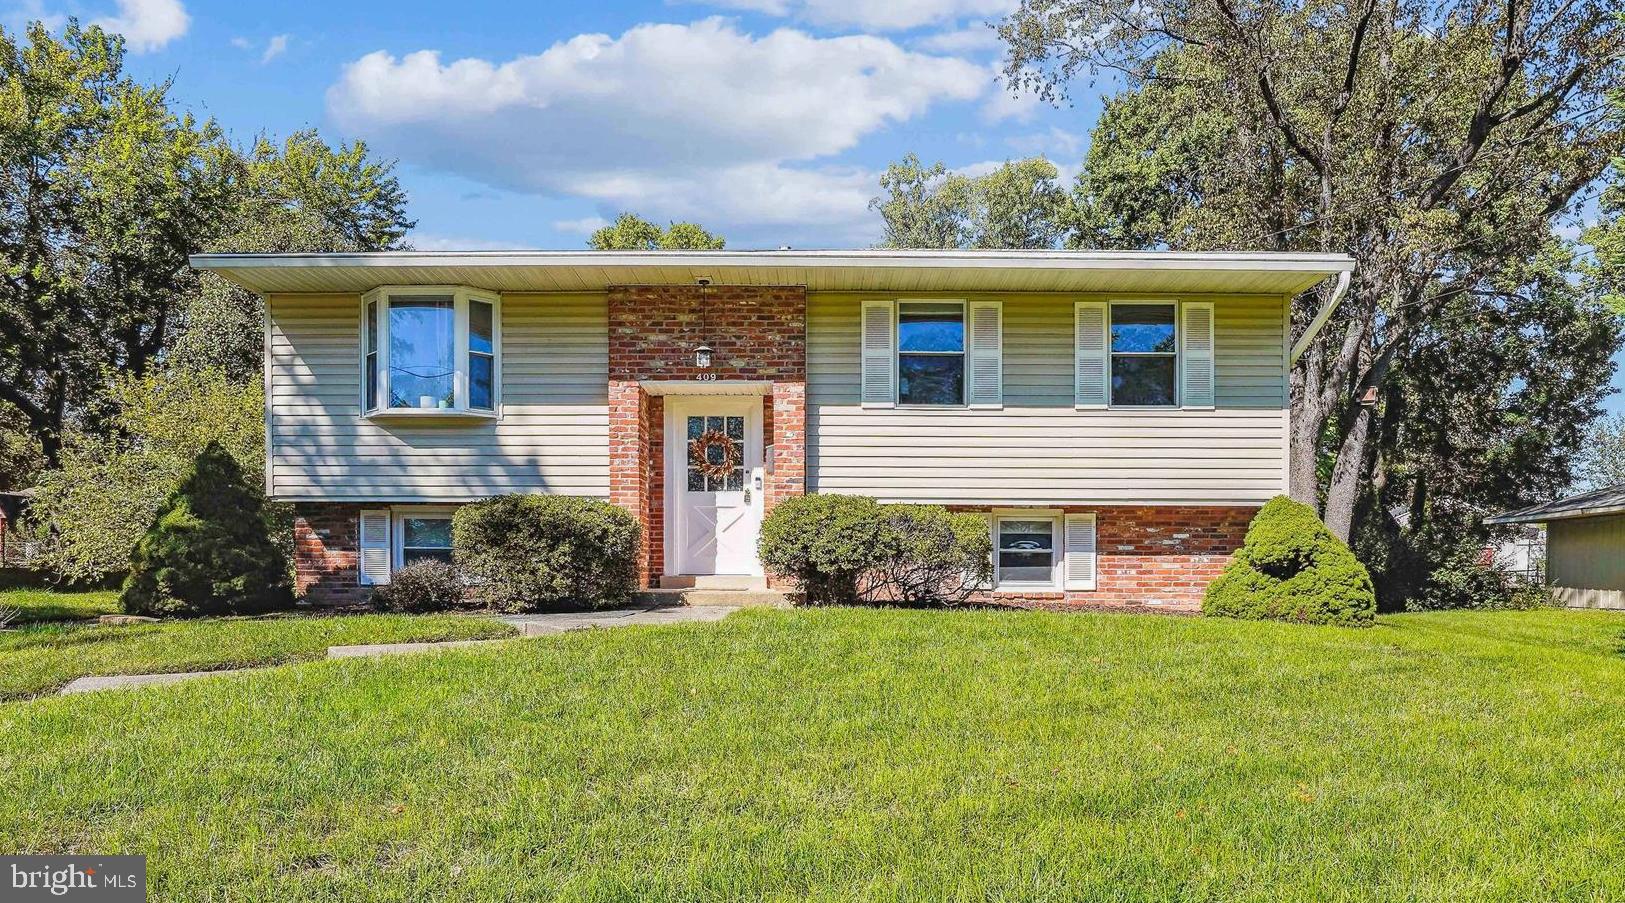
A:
1288 269 1352 364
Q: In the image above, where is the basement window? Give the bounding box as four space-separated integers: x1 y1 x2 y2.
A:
362 286 500 419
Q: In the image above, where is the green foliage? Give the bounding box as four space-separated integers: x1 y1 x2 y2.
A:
29 368 274 582
1405 544 1555 612
0 401 44 491
870 153 1070 249
120 442 292 617
1576 413 1625 491
588 212 725 250
0 21 239 464
758 495 991 606
452 495 640 612
371 560 469 613
1204 496 1376 627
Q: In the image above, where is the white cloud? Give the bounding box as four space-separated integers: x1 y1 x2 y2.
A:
980 63 1042 122
91 0 188 53
913 24 1003 53
261 33 289 63
229 36 250 49
407 232 531 251
328 18 988 242
685 0 1017 31
552 216 611 235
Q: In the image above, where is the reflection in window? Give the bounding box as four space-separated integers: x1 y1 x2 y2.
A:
1111 303 1177 406
389 297 456 409
997 517 1057 587
469 300 494 410
686 415 746 492
898 302 964 406
401 516 454 565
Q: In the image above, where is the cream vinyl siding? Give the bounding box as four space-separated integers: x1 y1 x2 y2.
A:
807 292 1289 505
267 292 608 502
1547 515 1625 610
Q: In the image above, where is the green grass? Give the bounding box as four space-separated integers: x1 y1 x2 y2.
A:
2 587 122 623
3 607 1624 901
0 612 516 700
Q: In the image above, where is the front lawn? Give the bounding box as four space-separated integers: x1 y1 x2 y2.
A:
2 607 1623 901
0 612 516 700
2 587 122 623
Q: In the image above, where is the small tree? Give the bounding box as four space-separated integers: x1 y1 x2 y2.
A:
121 441 292 617
1204 496 1375 627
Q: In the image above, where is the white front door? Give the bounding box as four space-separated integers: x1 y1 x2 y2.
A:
665 398 764 576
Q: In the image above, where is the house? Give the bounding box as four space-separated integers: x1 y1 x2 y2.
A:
189 249 1354 610
1487 484 1625 609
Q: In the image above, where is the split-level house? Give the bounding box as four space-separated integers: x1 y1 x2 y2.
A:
190 250 1353 610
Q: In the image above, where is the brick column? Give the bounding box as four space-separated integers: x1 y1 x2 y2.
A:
767 380 806 511
292 502 368 607
608 380 658 586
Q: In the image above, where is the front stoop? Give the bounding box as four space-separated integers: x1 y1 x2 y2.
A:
634 587 790 608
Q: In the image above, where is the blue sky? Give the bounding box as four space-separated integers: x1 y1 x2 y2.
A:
5 0 1621 410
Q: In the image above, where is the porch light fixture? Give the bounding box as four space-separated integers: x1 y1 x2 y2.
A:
694 344 714 369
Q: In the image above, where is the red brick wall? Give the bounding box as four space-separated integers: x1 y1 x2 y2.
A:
606 285 808 585
292 502 368 607
966 505 1256 612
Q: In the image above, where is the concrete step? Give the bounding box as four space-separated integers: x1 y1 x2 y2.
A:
658 575 767 590
633 588 790 608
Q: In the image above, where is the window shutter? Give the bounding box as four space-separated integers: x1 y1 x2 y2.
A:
967 301 1003 408
1181 301 1215 409
860 300 896 408
1063 513 1097 590
358 509 392 586
1075 302 1108 408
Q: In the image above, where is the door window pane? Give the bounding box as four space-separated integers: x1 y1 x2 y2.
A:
389 296 456 409
685 414 747 491
998 518 1056 585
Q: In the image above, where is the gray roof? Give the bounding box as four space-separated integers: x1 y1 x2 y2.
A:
1485 484 1625 524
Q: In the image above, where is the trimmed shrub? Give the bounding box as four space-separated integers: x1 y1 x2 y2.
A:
1203 495 1376 627
758 495 992 606
453 495 639 612
372 560 468 613
121 441 293 617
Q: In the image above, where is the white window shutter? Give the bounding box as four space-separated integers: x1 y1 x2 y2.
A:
967 301 1003 408
860 300 896 408
1181 301 1215 409
358 509 392 586
1063 513 1097 590
1075 302 1109 408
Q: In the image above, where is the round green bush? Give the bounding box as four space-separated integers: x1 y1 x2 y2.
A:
372 560 468 613
121 441 293 617
1203 495 1376 627
452 495 640 612
758 495 991 606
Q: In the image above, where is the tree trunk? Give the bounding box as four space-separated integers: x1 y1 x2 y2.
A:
1322 404 1373 542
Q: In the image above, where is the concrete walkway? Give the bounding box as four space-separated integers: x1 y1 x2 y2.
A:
57 605 739 694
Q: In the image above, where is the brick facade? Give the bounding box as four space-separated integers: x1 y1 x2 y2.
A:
606 285 807 586
292 502 368 607
964 505 1255 612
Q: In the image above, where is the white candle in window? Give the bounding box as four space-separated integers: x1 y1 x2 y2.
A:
419 395 434 409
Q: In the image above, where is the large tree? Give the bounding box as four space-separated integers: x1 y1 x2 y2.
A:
169 130 414 380
0 21 237 465
870 154 1071 249
1001 0 1624 542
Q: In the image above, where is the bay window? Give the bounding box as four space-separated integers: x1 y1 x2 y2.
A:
361 286 500 418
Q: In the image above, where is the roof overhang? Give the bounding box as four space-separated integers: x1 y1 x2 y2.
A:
1485 484 1625 525
188 249 1355 297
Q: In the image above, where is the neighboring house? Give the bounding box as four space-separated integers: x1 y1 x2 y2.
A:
0 489 37 568
190 249 1353 611
1488 485 1625 610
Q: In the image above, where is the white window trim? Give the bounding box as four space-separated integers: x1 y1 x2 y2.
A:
361 285 502 421
894 298 968 409
1107 299 1181 410
392 506 456 571
992 508 1064 592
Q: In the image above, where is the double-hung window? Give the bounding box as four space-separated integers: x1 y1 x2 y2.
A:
897 301 966 406
362 286 500 418
398 512 454 567
1109 303 1178 407
995 515 1060 588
